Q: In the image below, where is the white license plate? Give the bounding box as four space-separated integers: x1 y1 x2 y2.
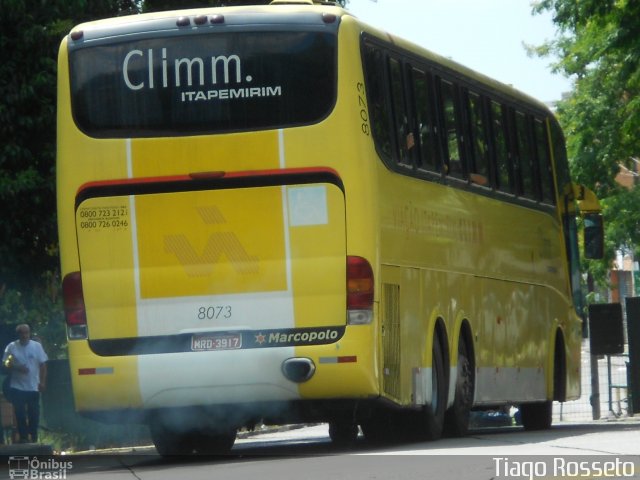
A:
191 333 242 351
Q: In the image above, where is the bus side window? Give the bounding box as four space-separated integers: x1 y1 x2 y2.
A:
411 67 439 173
438 79 464 179
549 118 570 201
389 57 413 169
362 44 393 160
466 91 490 187
490 101 512 193
534 118 556 205
515 111 537 200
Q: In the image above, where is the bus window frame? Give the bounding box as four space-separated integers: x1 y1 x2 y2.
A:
513 110 540 203
387 55 415 171
489 101 514 196
409 66 441 175
362 41 394 160
464 89 492 190
360 34 558 214
436 77 467 181
534 118 557 206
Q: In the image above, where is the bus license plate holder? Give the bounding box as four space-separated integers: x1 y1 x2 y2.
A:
191 333 242 351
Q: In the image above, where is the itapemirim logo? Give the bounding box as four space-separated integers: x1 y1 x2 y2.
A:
8 456 73 480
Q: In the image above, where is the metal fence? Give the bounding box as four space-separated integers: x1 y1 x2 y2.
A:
554 340 632 423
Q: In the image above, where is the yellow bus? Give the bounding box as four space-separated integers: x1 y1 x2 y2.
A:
57 1 603 455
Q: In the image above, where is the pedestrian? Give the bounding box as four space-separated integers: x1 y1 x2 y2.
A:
2 324 48 443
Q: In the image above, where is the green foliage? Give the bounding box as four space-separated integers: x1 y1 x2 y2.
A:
143 0 232 11
0 1 137 354
602 186 640 256
0 275 66 359
0 1 65 290
533 0 640 289
143 0 346 11
0 1 68 354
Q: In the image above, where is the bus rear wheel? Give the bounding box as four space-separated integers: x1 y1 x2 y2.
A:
360 414 393 444
192 430 236 455
329 421 359 447
150 418 236 456
444 337 474 437
150 420 193 456
413 336 447 441
520 401 552 430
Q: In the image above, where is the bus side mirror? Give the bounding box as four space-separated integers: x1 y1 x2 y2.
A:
584 213 604 259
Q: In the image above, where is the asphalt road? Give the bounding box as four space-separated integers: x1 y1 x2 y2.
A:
4 420 639 480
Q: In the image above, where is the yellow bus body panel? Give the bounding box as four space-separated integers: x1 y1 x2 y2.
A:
67 342 142 410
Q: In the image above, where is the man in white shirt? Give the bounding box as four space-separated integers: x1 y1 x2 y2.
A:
2 324 48 443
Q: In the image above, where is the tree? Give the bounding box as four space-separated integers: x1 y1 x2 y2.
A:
532 0 640 284
0 0 137 357
0 1 64 292
143 0 347 11
144 0 231 10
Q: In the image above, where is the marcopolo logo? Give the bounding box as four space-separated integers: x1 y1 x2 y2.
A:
121 47 282 103
8 456 73 480
253 327 344 348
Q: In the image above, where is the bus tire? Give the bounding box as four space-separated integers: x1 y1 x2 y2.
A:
444 336 474 437
150 421 193 456
329 421 359 447
520 401 552 431
361 414 393 444
193 429 236 456
553 332 567 402
417 336 447 440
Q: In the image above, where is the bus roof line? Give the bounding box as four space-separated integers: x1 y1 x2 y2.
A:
68 8 343 46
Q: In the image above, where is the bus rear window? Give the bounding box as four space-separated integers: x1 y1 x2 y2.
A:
69 31 337 137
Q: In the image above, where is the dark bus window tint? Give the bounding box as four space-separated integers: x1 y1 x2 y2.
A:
515 112 536 200
491 101 511 193
70 31 337 138
389 58 412 168
363 44 392 159
412 68 438 173
440 80 462 177
468 92 490 186
535 119 555 204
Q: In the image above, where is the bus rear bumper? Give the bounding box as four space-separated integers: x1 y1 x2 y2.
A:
68 325 379 413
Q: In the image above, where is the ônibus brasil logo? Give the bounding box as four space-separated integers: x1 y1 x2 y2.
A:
8 456 73 480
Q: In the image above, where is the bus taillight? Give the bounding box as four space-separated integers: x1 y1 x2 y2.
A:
62 271 88 339
347 256 374 325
